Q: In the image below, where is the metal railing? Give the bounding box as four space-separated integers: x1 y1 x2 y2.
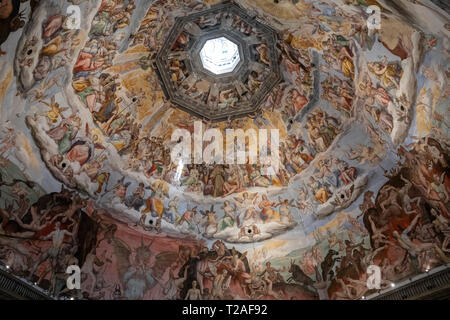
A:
369 264 450 300
0 268 53 300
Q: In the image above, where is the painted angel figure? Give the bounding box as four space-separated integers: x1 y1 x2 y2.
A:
200 205 217 235
234 192 258 226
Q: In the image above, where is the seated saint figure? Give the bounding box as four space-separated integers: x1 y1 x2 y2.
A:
258 195 280 223
308 177 331 204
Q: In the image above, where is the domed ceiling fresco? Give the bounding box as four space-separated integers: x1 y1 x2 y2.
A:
0 0 449 300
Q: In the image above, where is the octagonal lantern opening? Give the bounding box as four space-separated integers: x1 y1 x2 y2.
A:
200 37 240 75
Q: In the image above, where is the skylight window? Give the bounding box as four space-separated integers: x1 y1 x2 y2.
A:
200 37 240 75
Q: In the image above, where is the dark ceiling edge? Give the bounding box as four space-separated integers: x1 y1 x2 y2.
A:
1 262 449 300
0 267 53 300
368 264 450 300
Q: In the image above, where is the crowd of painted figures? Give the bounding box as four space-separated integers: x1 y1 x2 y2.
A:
0 134 448 299
19 0 358 205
